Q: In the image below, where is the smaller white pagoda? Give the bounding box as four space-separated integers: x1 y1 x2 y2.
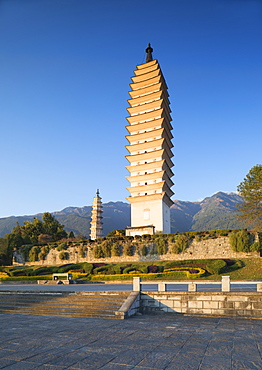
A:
90 189 103 240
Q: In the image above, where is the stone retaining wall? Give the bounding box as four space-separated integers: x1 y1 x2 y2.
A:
14 235 260 266
140 292 262 318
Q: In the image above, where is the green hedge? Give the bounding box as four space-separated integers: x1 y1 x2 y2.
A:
206 260 227 275
0 275 52 281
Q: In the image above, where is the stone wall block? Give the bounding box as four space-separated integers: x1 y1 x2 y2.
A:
196 295 213 301
227 296 246 302
187 308 204 315
219 301 234 309
234 302 251 309
202 309 212 315
211 295 227 301
152 294 169 300
203 301 219 309
159 300 174 309
252 302 262 310
173 301 182 308
188 301 203 309
148 299 160 307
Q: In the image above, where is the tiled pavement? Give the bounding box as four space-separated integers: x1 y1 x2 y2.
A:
0 313 261 369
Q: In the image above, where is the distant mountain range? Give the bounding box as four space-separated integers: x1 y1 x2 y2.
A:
0 192 244 238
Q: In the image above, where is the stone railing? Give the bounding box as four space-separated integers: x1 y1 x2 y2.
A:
133 276 262 292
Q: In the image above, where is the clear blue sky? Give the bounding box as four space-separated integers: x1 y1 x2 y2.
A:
0 0 261 218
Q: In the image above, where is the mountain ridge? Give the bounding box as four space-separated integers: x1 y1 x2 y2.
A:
0 192 244 238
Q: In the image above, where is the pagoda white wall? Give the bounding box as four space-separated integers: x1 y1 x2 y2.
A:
131 199 170 234
162 201 171 234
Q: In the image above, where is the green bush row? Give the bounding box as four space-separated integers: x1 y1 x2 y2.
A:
1 275 52 281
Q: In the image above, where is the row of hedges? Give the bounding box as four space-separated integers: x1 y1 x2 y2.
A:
90 267 206 281
0 259 239 281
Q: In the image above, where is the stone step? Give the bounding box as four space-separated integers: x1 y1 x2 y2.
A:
0 291 129 319
0 297 125 306
0 303 121 312
0 306 118 314
0 309 119 319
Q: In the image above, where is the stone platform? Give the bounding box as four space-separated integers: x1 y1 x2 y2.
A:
0 313 262 369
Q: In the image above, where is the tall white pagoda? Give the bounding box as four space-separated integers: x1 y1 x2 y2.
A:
90 189 103 240
125 44 174 236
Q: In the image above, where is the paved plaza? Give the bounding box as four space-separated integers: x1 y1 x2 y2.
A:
0 313 261 369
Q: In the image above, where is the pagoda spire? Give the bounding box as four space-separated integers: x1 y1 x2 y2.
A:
145 43 153 62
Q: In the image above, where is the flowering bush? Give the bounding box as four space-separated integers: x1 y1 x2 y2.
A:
0 272 9 278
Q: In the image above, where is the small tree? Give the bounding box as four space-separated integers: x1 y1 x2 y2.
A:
38 246 50 261
236 164 262 231
229 230 251 252
156 238 168 255
29 246 40 262
111 243 121 257
101 240 111 258
175 234 189 253
59 251 69 260
94 245 104 258
123 244 133 256
140 245 147 256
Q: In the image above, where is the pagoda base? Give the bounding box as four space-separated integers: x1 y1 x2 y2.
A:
125 225 155 237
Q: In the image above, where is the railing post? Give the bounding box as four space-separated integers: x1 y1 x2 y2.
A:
257 283 262 292
158 282 166 292
133 277 141 292
222 276 230 292
188 282 196 292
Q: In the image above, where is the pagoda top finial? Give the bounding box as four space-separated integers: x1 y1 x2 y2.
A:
96 189 99 196
145 43 153 63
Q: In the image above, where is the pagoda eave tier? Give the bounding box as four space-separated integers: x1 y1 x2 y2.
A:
125 138 173 154
126 98 171 116
128 81 167 99
125 127 172 143
126 170 165 182
125 118 173 139
127 89 169 107
127 185 174 198
136 59 158 70
126 108 172 126
125 150 174 167
126 160 174 177
127 192 174 207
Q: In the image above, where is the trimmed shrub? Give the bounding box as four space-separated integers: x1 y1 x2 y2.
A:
111 243 121 257
156 238 168 255
93 245 104 258
123 244 133 256
229 230 251 252
101 240 112 258
122 266 136 274
78 245 86 258
38 246 49 261
250 241 261 252
59 251 69 260
29 246 40 262
56 242 68 251
206 260 227 275
82 262 93 274
141 245 147 256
